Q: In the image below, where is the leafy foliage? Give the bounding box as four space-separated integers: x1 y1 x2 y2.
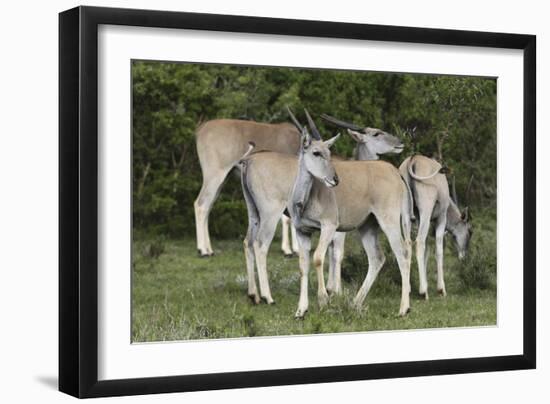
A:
132 61 496 238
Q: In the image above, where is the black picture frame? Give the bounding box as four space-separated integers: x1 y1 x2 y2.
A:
59 5 536 398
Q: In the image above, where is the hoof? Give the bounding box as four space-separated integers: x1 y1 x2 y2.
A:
198 251 214 258
318 292 330 308
294 310 307 319
248 294 260 305
437 288 447 297
261 296 275 305
398 307 411 317
352 301 363 312
419 292 429 300
283 253 294 258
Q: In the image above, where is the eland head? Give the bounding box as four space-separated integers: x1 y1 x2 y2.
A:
287 107 341 188
450 207 472 260
449 176 473 260
321 114 404 158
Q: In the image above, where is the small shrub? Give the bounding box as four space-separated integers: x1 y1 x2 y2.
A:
194 324 213 338
242 314 258 337
143 235 166 259
341 251 368 284
454 244 496 291
309 318 323 334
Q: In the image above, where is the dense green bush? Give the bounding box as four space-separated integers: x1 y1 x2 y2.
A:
132 61 496 238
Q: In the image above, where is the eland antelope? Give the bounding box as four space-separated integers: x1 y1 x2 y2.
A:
194 119 301 257
320 114 408 295
399 155 473 298
241 109 412 317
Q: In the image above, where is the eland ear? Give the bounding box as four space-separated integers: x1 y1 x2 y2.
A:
324 133 341 149
346 129 363 142
302 129 312 149
461 206 470 221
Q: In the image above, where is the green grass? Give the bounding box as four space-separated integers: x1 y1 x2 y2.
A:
132 211 497 342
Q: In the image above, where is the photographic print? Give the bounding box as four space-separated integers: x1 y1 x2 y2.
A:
131 61 497 342
59 7 535 397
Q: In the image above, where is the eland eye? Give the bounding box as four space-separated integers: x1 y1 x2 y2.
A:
374 132 381 137
313 151 321 157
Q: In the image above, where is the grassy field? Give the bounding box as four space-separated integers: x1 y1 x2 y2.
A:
132 210 497 342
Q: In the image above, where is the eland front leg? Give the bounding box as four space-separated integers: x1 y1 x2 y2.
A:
435 215 447 296
295 230 312 318
326 232 346 295
290 222 300 254
326 241 335 294
312 224 337 308
280 214 294 257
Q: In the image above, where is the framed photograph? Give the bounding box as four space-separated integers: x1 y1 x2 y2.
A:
59 6 536 398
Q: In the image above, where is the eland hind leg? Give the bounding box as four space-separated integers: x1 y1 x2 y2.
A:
415 196 436 299
375 213 411 316
194 167 231 257
242 182 260 303
252 212 281 304
353 222 385 309
243 231 260 304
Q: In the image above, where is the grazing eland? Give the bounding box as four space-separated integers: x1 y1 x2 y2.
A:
194 119 301 257
241 109 412 318
399 155 473 298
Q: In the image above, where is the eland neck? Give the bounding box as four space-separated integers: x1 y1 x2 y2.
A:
446 199 462 234
290 154 314 228
355 143 379 161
